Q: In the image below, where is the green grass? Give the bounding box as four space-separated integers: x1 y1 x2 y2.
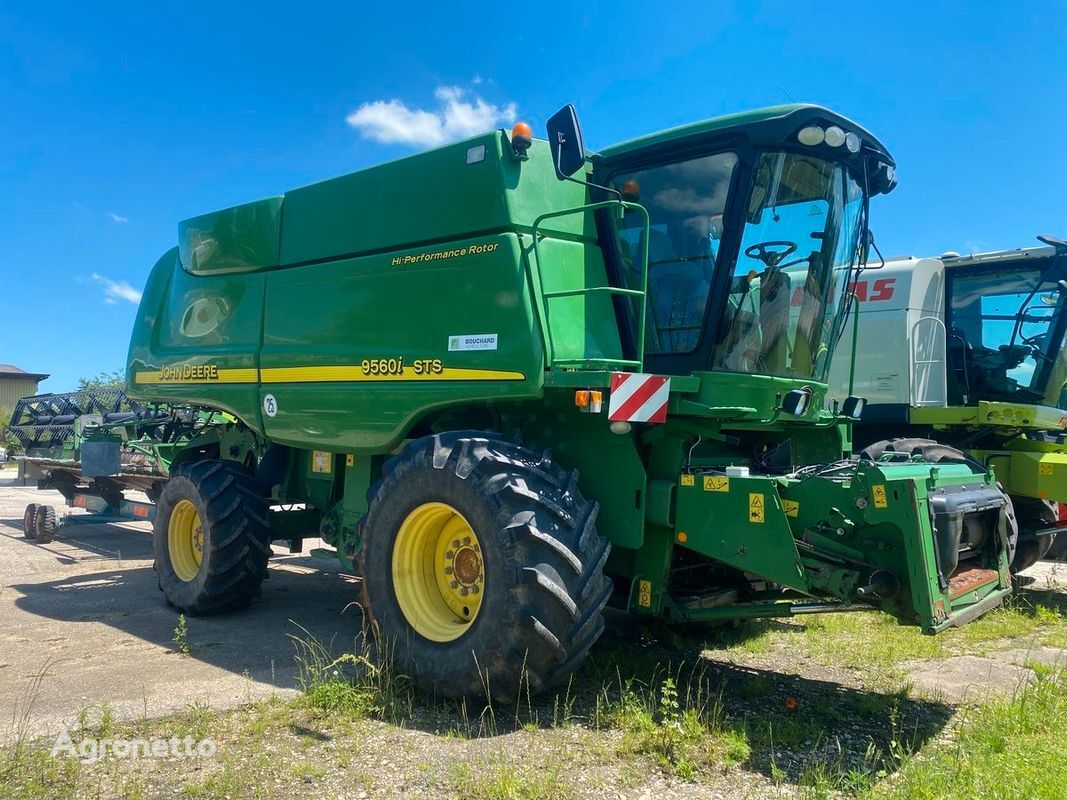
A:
449 757 573 800
290 625 411 722
0 745 81 800
787 596 1065 679
866 669 1067 800
597 674 750 780
800 612 945 675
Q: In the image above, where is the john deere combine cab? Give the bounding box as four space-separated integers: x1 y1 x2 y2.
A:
128 104 1015 700
830 236 1067 573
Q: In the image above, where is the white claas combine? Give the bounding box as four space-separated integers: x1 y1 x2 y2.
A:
830 235 1067 572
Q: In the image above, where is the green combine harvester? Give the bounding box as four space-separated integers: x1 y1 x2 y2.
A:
125 104 1016 700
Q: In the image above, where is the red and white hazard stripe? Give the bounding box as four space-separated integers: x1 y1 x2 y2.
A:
608 373 670 424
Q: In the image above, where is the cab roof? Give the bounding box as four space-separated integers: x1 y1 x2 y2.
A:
598 103 893 164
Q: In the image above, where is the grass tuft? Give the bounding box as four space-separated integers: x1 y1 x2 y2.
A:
290 624 411 722
865 668 1067 799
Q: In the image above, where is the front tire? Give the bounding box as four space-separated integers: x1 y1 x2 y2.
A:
34 505 57 544
154 460 270 615
22 503 39 540
359 433 611 702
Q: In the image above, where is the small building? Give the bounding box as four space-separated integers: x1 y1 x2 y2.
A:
0 364 49 410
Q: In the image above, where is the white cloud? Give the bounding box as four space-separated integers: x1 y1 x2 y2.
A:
108 212 129 224
346 86 517 147
91 273 142 305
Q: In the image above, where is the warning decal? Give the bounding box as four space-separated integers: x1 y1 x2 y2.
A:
782 499 800 518
680 474 695 487
311 451 332 474
703 475 730 492
748 493 765 523
872 484 888 508
638 580 652 608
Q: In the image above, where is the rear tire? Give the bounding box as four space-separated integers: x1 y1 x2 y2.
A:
359 432 611 702
154 460 270 615
859 437 983 472
34 505 57 544
22 503 39 540
1010 497 1056 574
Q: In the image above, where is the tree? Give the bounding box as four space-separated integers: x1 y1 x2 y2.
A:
78 370 126 392
0 405 22 456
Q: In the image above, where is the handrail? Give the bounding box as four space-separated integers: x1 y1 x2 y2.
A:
530 200 650 371
910 315 948 407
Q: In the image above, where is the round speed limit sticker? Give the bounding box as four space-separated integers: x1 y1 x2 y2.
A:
263 394 278 418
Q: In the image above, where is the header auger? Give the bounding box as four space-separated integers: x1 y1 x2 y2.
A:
126 103 1013 701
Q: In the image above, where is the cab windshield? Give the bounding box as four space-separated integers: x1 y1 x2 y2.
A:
610 150 865 381
715 152 864 381
947 265 1067 402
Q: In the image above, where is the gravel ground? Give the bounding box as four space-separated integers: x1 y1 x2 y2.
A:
3 464 1066 798
0 470 360 746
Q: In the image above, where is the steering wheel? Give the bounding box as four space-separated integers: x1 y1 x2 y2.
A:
1021 329 1049 347
744 240 798 268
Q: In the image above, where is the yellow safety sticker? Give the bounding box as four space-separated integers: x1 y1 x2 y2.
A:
680 474 695 487
748 493 765 523
311 451 332 474
782 499 800 518
703 475 730 492
872 484 888 508
346 454 355 467
638 579 652 608
1040 462 1054 476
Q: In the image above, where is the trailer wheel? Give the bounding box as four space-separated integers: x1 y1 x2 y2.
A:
1010 497 1056 574
359 432 611 702
34 505 58 544
154 460 270 615
22 503 39 540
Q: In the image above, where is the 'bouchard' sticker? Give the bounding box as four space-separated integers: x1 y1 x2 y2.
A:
448 334 498 352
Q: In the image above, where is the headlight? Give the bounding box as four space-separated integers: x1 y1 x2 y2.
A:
797 126 825 146
823 126 846 147
845 132 861 153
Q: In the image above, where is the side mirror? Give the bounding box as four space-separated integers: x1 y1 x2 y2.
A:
781 387 813 416
545 104 586 180
841 396 866 420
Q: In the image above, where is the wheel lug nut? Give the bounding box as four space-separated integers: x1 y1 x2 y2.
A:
444 566 453 575
470 585 479 594
445 550 455 559
452 539 461 548
463 537 471 545
450 580 459 589
459 587 469 596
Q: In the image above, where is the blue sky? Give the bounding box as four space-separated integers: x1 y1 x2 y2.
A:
2 1 1064 393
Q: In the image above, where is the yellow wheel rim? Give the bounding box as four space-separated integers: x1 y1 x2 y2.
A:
168 499 204 582
391 501 484 642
